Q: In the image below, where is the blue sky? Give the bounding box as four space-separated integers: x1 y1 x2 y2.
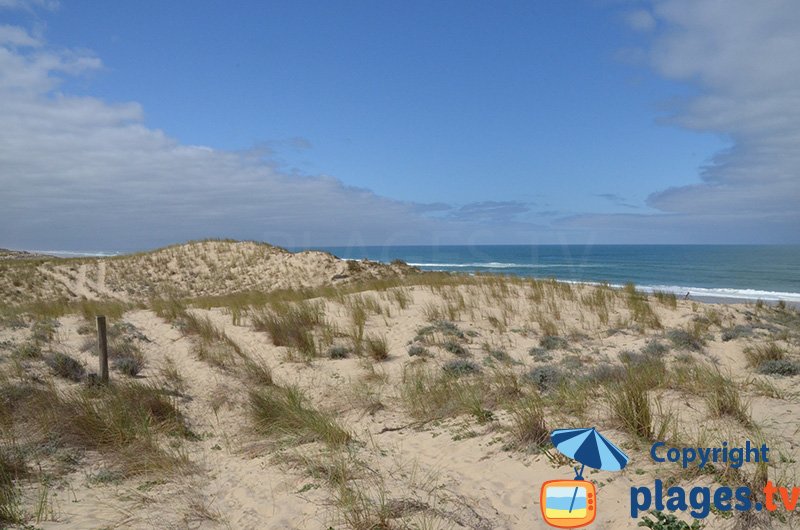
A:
1 0 798 250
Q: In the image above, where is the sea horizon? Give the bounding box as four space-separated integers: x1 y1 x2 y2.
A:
11 242 798 304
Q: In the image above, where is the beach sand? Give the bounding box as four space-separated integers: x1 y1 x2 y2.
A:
1 241 797 529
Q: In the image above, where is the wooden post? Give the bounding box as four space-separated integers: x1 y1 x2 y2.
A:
96 315 109 384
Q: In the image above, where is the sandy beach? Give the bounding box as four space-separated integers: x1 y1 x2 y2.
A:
1 241 798 529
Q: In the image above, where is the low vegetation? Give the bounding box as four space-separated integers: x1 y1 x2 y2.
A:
1 244 797 528
249 385 351 446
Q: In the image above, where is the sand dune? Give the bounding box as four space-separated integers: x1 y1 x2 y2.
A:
1 241 798 529
0 240 417 305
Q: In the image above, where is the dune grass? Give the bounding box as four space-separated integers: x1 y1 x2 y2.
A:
0 442 25 525
251 301 322 358
365 334 389 361
607 371 655 440
0 379 192 478
249 385 350 446
744 342 785 368
508 395 549 451
699 368 752 427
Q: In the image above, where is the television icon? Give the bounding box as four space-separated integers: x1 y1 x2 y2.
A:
540 479 596 528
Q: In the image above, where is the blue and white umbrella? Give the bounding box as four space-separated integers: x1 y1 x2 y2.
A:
550 427 629 514
550 427 629 475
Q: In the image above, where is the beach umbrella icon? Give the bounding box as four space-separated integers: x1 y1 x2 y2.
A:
550 427 629 514
551 427 629 476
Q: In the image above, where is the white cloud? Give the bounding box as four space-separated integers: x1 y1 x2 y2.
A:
0 25 42 47
644 0 800 217
0 0 58 11
567 0 800 242
624 9 656 32
0 27 516 249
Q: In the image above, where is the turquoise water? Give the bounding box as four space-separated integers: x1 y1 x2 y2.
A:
296 245 800 303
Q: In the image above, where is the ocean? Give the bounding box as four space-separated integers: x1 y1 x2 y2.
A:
295 245 800 303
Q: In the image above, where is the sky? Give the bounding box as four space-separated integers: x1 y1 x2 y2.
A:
1 0 798 251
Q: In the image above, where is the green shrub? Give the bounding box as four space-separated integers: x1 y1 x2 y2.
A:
443 340 468 356
583 364 626 384
528 347 552 362
407 344 430 357
757 359 800 376
326 345 351 359
720 325 754 342
414 320 465 341
487 349 512 363
524 365 562 392
113 354 146 377
641 340 669 357
442 359 480 377
539 336 567 350
667 328 705 351
46 352 86 382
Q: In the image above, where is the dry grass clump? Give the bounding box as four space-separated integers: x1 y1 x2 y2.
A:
30 318 58 344
693 366 751 427
0 379 192 477
365 335 389 361
619 351 668 388
12 341 41 359
150 296 187 322
399 365 517 423
252 301 322 358
249 385 350 446
652 290 678 309
77 299 131 321
623 283 662 329
179 312 245 368
240 357 274 386
0 442 25 524
606 372 655 440
743 342 785 367
508 395 549 451
159 356 187 394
